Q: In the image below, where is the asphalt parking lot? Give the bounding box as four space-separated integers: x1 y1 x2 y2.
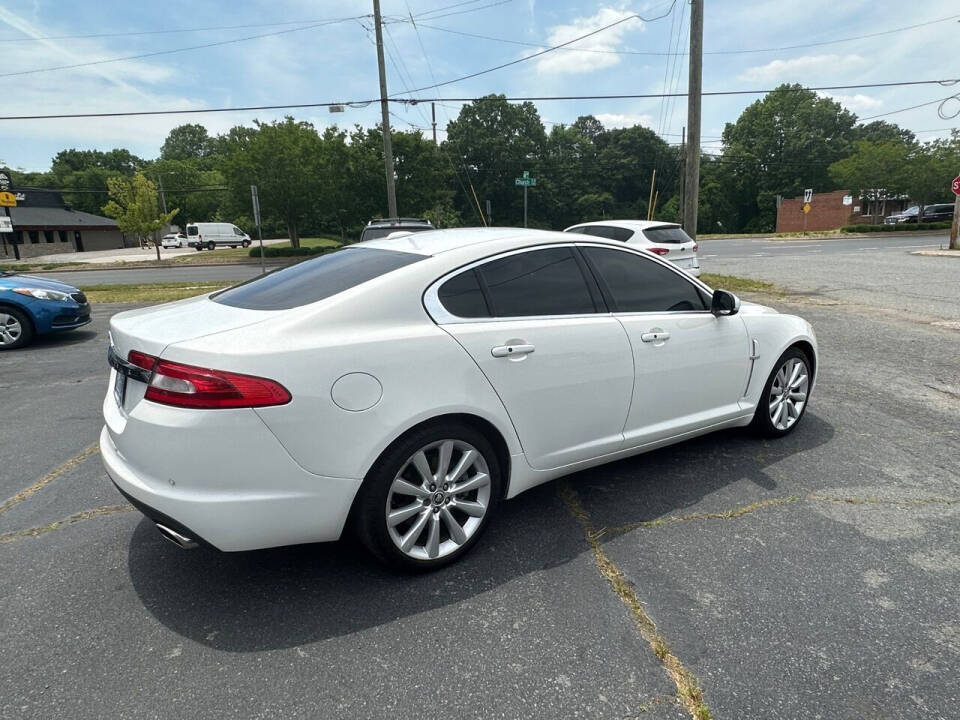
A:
3 248 958 719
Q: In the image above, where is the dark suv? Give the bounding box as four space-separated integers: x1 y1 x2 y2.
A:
919 203 955 223
359 218 434 243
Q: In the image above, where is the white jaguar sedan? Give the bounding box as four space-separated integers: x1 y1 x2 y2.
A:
101 228 817 570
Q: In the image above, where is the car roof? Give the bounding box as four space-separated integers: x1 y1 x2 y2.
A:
357 226 654 258
564 219 681 232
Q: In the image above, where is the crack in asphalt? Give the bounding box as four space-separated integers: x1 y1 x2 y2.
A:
0 504 134 544
559 481 712 720
591 494 960 539
0 443 100 516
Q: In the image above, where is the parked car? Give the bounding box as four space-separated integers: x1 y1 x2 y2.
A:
359 217 434 243
884 204 954 224
0 271 91 350
101 228 817 570
564 220 701 276
161 233 187 249
186 222 252 250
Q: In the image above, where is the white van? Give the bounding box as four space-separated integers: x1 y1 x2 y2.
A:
186 223 252 251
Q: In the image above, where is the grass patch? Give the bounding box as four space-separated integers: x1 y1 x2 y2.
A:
80 282 227 303
700 273 779 294
172 236 340 264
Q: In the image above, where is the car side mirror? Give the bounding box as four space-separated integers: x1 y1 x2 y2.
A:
711 289 740 316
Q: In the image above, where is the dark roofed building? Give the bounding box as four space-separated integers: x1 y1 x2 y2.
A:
1 185 127 260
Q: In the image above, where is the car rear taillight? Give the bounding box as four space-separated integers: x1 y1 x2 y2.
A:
126 351 290 409
647 247 670 256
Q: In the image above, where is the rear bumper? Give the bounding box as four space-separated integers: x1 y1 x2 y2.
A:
99 421 363 552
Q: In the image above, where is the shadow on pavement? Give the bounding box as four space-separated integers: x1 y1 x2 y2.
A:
128 412 834 652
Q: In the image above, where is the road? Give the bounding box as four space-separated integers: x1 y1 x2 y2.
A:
3 239 959 719
33 231 951 289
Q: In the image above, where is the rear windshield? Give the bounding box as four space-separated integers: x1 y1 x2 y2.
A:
187 226 199 235
571 225 634 242
642 226 693 245
212 247 425 310
360 225 432 242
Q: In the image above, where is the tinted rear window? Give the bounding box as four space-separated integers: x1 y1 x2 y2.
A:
479 247 596 317
437 269 490 318
576 225 634 242
361 225 432 242
212 247 424 310
642 226 692 244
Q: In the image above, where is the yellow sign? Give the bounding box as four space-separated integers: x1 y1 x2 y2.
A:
0 191 16 207
802 202 811 214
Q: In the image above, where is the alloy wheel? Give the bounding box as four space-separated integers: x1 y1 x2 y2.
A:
0 313 23 346
385 439 491 561
768 356 809 431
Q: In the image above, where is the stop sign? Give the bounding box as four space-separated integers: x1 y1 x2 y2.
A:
953 175 960 196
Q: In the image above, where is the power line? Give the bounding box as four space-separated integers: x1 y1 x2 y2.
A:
2 78 958 121
388 2 678 97
402 12 960 57
402 0 514 22
0 16 366 78
0 16 368 43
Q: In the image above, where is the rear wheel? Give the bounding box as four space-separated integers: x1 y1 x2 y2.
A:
354 422 502 571
0 307 33 350
206 241 215 251
751 347 811 437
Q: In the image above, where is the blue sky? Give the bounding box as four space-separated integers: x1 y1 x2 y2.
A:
1 0 957 171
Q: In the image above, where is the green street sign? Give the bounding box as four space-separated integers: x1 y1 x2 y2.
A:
515 177 536 186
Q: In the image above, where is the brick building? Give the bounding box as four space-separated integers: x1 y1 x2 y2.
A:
775 189 912 232
1 186 127 260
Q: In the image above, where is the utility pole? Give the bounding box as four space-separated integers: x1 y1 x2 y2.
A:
950 188 960 250
678 126 686 221
682 0 703 240
431 102 437 145
373 0 398 218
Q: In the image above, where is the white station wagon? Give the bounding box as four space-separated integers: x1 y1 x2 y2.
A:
102 228 816 570
564 220 701 276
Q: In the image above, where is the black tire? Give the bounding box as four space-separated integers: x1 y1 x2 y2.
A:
242 240 251 248
0 306 34 350
206 241 215 251
194 245 203 251
750 346 812 437
353 421 502 572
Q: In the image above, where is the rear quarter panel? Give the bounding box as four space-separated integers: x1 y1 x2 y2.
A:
164 273 522 481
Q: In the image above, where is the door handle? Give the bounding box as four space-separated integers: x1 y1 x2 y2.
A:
491 343 535 358
640 331 670 343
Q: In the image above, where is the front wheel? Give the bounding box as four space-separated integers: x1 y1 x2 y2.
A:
242 239 251 248
751 347 811 437
354 422 502 571
206 241 215 251
0 307 33 350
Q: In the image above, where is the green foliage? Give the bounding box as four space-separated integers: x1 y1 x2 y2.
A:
841 222 952 233
102 173 179 260
248 245 337 258
160 124 214 161
829 140 912 222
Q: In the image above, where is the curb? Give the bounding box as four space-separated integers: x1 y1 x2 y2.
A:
17 260 291 274
911 249 960 258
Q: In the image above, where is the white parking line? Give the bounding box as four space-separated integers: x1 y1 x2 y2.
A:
700 254 718 258
890 244 938 249
858 247 879 251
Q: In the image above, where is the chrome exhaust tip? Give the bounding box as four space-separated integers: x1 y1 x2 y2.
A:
155 523 198 549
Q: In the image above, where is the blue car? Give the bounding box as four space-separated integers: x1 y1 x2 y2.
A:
0 271 91 349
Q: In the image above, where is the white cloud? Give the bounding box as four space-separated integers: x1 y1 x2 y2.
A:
824 93 883 113
536 7 643 75
595 112 653 128
737 54 867 84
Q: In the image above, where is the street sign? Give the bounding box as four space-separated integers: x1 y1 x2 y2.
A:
514 178 536 186
0 172 10 191
802 203 811 214
803 188 813 203
0 191 16 207
952 175 960 196
515 171 536 227
0 216 12 233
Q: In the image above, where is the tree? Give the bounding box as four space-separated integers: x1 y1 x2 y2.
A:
720 85 859 231
901 134 960 220
218 118 321 247
161 124 213 161
829 140 912 222
854 120 915 145
102 173 178 261
445 95 548 226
